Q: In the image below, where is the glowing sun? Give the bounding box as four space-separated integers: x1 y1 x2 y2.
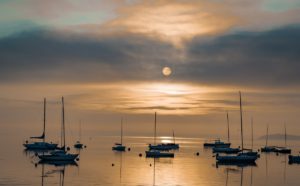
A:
162 67 172 77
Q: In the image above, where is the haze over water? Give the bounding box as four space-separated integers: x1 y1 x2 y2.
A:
1 131 300 186
1 0 300 185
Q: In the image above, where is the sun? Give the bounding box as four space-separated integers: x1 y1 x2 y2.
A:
162 67 172 77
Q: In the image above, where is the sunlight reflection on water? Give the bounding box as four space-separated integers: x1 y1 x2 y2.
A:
1 135 300 185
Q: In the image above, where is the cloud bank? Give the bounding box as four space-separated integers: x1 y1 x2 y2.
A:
1 25 300 88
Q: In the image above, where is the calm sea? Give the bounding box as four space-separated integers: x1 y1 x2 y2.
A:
1 133 300 186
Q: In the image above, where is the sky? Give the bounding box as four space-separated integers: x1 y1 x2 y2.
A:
0 0 300 140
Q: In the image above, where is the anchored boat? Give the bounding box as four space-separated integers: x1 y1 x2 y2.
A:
112 118 126 151
149 130 179 150
38 97 78 162
145 112 174 158
216 92 258 164
23 98 58 150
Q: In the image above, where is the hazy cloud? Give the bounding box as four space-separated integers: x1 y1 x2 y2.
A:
1 26 300 88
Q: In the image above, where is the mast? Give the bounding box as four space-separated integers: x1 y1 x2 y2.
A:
239 91 244 152
121 117 123 145
173 130 175 144
43 98 46 143
62 97 66 151
154 112 157 145
284 123 287 147
226 111 230 143
79 120 81 142
266 125 269 147
251 117 253 150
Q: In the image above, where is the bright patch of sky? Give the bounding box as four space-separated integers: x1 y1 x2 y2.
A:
263 0 300 12
0 0 117 38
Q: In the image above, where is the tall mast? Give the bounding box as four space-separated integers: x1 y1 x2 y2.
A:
251 117 253 150
154 112 157 145
79 120 81 142
284 123 287 147
62 97 66 151
226 111 230 143
121 117 123 145
43 98 46 143
239 91 244 152
266 125 269 147
173 130 175 144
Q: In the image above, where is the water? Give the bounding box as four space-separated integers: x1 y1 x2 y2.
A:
1 134 300 186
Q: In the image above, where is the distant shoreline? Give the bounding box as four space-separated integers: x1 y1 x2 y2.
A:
258 134 300 140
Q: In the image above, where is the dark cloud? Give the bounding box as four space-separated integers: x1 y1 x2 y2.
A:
0 25 300 87
0 29 179 83
181 25 300 87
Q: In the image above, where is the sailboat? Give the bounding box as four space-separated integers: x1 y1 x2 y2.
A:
112 118 126 151
242 117 259 157
274 124 291 154
145 112 174 158
261 125 276 152
213 112 240 154
149 130 179 150
288 154 300 163
74 120 83 149
38 97 79 162
23 98 58 150
204 112 231 148
216 92 258 164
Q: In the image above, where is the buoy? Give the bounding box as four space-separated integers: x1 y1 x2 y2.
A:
76 158 80 161
67 147 70 151
139 153 142 157
112 163 115 166
196 152 200 156
128 148 131 151
150 164 152 166
84 145 87 148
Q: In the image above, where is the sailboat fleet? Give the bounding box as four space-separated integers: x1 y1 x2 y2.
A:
23 92 299 166
216 92 259 164
38 97 79 162
24 97 79 164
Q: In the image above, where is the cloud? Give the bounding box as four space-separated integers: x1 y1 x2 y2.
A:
1 25 300 89
182 25 300 87
101 0 239 45
0 29 179 83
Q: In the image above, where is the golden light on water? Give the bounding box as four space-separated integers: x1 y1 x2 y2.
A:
161 139 173 143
